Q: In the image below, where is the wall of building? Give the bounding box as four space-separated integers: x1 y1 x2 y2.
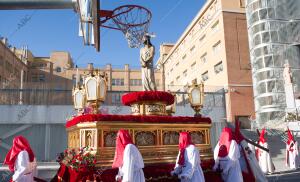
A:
0 39 28 90
222 11 255 122
158 0 254 124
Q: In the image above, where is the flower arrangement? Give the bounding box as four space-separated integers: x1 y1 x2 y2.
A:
57 147 97 172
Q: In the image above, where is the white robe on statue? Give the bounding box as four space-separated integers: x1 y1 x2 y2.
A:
256 142 274 174
118 144 145 182
173 145 205 182
214 140 243 182
286 141 300 169
239 141 267 182
13 150 37 182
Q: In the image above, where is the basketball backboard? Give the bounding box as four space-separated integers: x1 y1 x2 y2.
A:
77 0 100 51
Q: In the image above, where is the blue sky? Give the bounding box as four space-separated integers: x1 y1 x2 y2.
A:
0 0 205 68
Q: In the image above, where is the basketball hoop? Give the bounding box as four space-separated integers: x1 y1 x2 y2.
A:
100 5 152 48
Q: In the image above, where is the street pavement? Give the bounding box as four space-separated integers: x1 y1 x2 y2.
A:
266 169 300 182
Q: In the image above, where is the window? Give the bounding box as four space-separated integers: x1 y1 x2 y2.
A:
175 62 179 67
190 45 196 53
170 68 173 73
214 61 223 74
39 74 45 82
112 93 121 104
56 66 62 73
199 34 206 43
183 70 187 77
130 79 142 86
31 73 45 82
213 41 221 53
112 78 124 86
211 21 219 33
176 76 180 81
202 71 209 81
5 62 12 72
31 74 38 82
170 81 174 85
191 62 196 70
182 54 187 60
200 53 207 63
0 56 3 67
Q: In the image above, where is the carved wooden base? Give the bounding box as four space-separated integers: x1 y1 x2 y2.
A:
67 121 212 167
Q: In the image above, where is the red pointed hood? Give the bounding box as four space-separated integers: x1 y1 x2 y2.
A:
287 128 294 145
177 132 194 166
112 129 133 168
259 128 266 144
4 136 35 171
218 127 234 157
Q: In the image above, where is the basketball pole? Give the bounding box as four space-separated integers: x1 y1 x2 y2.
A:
0 0 76 10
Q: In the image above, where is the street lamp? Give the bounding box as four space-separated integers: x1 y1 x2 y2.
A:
188 81 204 117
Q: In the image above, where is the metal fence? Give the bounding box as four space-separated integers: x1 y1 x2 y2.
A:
0 89 226 107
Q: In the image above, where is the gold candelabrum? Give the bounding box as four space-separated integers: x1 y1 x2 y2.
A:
72 64 107 115
187 81 205 117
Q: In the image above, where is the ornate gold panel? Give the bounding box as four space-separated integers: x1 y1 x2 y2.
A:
67 121 212 167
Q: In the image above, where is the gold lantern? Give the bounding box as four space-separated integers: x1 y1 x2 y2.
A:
73 87 86 113
72 65 107 115
188 81 204 117
84 69 107 114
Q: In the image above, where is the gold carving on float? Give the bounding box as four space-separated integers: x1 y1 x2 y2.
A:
67 121 212 167
163 131 180 145
130 101 167 116
79 129 97 151
135 131 156 146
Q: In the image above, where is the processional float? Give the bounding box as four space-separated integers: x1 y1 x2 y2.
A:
67 64 216 181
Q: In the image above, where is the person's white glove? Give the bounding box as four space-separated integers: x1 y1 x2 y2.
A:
179 175 188 181
115 175 122 181
170 170 177 176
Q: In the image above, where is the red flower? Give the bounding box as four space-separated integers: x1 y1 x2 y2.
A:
93 159 97 164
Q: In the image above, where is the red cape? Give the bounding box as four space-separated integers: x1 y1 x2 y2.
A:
112 130 133 168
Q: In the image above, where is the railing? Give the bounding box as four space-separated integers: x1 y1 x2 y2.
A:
0 89 226 107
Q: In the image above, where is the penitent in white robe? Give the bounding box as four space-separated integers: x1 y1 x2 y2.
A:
173 145 205 182
214 140 243 182
239 141 267 182
13 150 37 182
118 144 145 182
286 141 300 169
256 142 274 174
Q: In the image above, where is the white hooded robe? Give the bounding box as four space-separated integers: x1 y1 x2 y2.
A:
256 142 274 174
286 141 300 169
118 144 145 182
213 140 243 182
12 150 37 182
173 145 205 182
